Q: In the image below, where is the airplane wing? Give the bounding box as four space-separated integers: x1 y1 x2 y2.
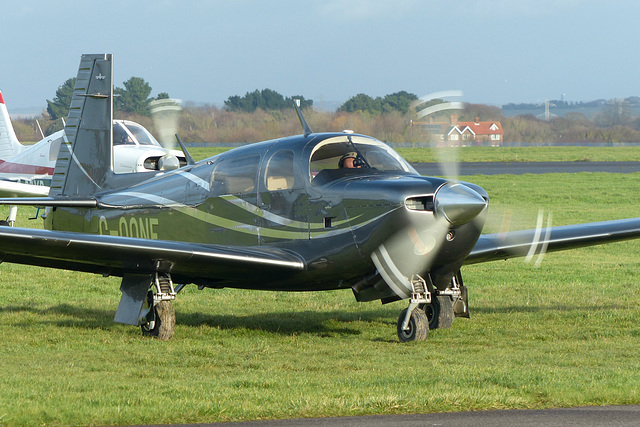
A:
465 217 640 265
0 226 305 284
0 180 50 198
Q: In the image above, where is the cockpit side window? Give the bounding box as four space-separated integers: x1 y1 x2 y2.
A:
265 150 295 191
209 154 260 196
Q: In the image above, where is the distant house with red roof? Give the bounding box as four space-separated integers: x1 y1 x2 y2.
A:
447 116 504 146
412 114 505 146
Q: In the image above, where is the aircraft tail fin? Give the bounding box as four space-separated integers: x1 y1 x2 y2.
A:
49 54 114 197
0 91 25 159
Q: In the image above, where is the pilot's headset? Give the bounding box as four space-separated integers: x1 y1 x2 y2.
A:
339 151 365 168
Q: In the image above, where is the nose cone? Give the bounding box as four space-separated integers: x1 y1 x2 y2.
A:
434 182 487 226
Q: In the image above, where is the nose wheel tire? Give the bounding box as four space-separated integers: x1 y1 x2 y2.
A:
397 308 429 342
141 300 176 340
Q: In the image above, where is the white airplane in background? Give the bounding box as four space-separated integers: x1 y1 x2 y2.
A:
0 90 187 225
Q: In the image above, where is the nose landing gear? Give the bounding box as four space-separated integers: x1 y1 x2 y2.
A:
397 275 431 342
396 272 466 342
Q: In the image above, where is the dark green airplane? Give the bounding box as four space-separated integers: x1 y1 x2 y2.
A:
2 53 640 342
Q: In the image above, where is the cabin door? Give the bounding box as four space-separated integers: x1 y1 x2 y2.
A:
258 148 308 244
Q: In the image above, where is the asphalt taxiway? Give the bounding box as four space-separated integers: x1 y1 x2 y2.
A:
411 161 640 176
146 405 640 426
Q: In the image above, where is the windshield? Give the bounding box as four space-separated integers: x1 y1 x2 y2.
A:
113 121 161 146
309 135 417 185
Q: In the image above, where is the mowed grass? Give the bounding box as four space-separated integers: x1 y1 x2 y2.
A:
1 172 640 425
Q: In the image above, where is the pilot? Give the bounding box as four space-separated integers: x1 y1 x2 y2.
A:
113 125 134 145
339 152 363 169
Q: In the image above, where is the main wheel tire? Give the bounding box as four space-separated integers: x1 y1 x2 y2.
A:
423 295 455 330
397 308 429 342
141 300 176 340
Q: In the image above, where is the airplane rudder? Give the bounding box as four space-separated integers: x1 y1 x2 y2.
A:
50 54 114 197
0 90 24 159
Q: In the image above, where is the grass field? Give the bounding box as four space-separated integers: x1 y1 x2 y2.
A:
1 171 640 426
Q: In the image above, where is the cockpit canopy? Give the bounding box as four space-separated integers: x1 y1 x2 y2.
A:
309 135 418 185
202 133 420 198
113 120 162 147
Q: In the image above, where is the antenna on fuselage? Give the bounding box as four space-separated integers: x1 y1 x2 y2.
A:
293 99 313 137
35 119 45 139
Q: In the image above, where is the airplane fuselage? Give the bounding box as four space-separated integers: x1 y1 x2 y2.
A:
45 132 488 297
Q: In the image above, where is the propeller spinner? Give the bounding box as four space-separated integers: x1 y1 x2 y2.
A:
434 182 488 227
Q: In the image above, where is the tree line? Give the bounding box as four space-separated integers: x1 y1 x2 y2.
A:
224 89 312 112
11 80 640 144
45 76 168 134
503 96 640 112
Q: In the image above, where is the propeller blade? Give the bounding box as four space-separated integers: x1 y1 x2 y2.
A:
524 209 553 267
433 145 460 181
150 98 183 150
413 91 464 181
371 216 450 299
485 207 554 267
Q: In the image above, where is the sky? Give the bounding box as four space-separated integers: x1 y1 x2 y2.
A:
1 0 639 113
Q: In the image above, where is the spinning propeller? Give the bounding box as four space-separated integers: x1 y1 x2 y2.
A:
372 91 479 297
149 98 194 169
373 91 553 340
150 98 183 149
417 91 554 270
371 182 488 301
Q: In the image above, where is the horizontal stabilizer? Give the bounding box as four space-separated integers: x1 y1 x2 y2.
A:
0 181 50 198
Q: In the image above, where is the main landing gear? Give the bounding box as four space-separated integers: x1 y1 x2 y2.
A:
115 272 180 340
397 272 467 342
140 274 177 340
